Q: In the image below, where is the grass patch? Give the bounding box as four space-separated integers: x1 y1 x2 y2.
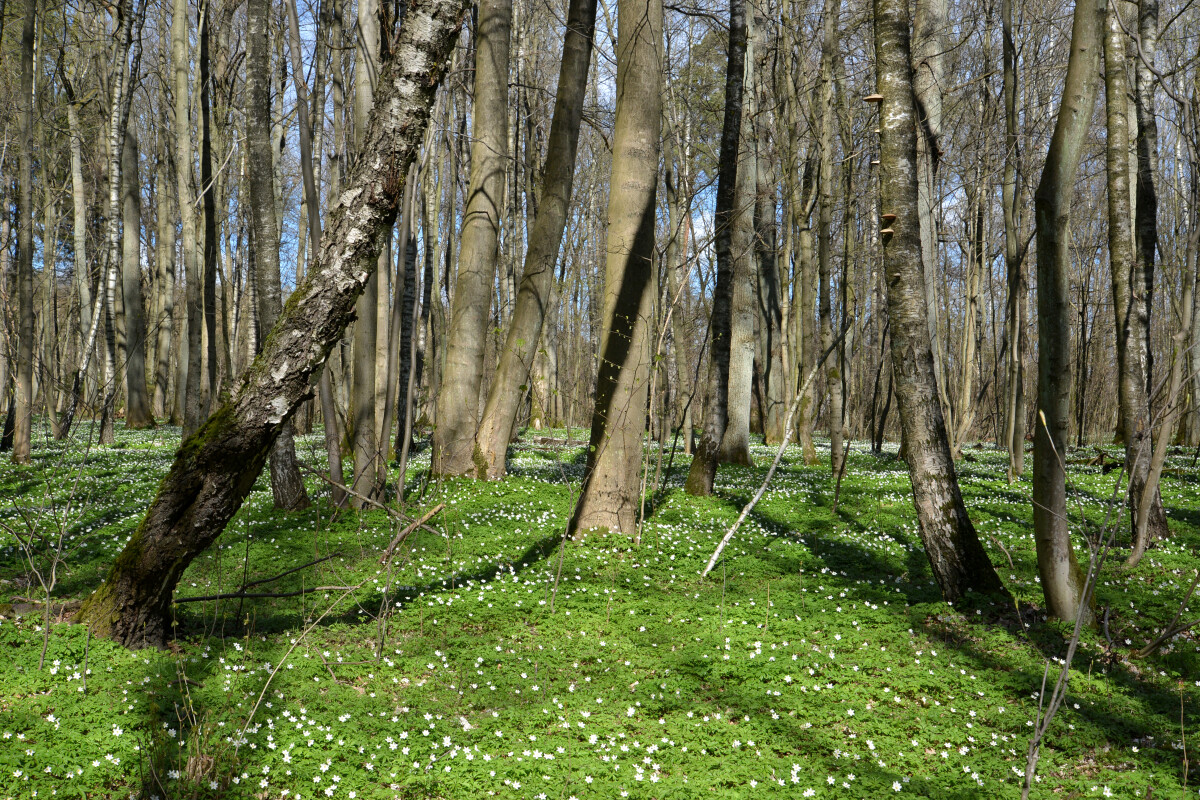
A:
1 425 1197 798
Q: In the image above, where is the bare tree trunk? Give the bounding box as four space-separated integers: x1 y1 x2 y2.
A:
755 89 785 446
177 0 202 437
817 0 843 474
152 122 175 420
1001 0 1026 480
74 0 468 647
433 0 512 476
247 0 309 510
98 0 139 446
198 0 218 425
285 0 345 506
11 0 35 463
1127 0 1169 549
912 0 951 441
874 0 1005 603
475 0 597 479
1032 0 1103 624
719 17 756 468
685 0 747 495
122 132 153 428
568 0 662 535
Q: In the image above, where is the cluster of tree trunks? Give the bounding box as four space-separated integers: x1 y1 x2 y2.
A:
0 0 1193 646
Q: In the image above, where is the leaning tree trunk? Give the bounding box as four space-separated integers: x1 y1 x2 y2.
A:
432 0 512 476
874 0 1006 603
1032 0 1103 624
684 0 748 495
568 0 663 535
11 0 35 464
122 132 154 429
474 0 598 479
247 0 310 510
73 0 469 648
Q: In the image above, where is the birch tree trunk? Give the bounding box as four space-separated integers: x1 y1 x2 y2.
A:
1127 0 1170 550
433 0 512 476
874 0 1006 603
568 0 662 534
1032 0 1103 624
74 0 468 647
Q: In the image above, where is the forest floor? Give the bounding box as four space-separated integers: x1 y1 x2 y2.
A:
1 423 1198 799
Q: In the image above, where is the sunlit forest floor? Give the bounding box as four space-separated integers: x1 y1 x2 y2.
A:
1 422 1198 799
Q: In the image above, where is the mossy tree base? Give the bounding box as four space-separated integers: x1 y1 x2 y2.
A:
72 0 468 648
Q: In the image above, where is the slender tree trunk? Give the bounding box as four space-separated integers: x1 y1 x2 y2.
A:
568 0 662 535
1032 0 1103 624
756 103 785 446
199 0 218 424
122 132 153 428
12 0 35 463
817 0 843 474
475 0 597 479
152 124 175 420
74 0 468 647
1127 0 1169 549
178 0 202 437
247 0 309 510
432 0 513 476
98 0 138 446
1001 0 1026 480
285 0 346 506
685 0 747 495
874 0 1006 603
912 0 951 437
719 13 756 467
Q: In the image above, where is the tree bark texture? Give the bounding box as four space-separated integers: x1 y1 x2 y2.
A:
122 132 154 428
12 0 35 464
568 0 662 535
874 0 1005 604
74 0 469 647
1001 0 1026 481
817 0 843 474
474 0 598 479
248 0 310 511
685 0 747 495
432 0 512 476
719 32 756 468
1032 0 1102 624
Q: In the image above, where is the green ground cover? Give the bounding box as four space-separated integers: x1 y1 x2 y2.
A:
1 425 1197 799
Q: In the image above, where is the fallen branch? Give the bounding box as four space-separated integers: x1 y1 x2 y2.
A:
381 503 445 566
1134 569 1200 659
173 586 361 603
701 329 846 578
